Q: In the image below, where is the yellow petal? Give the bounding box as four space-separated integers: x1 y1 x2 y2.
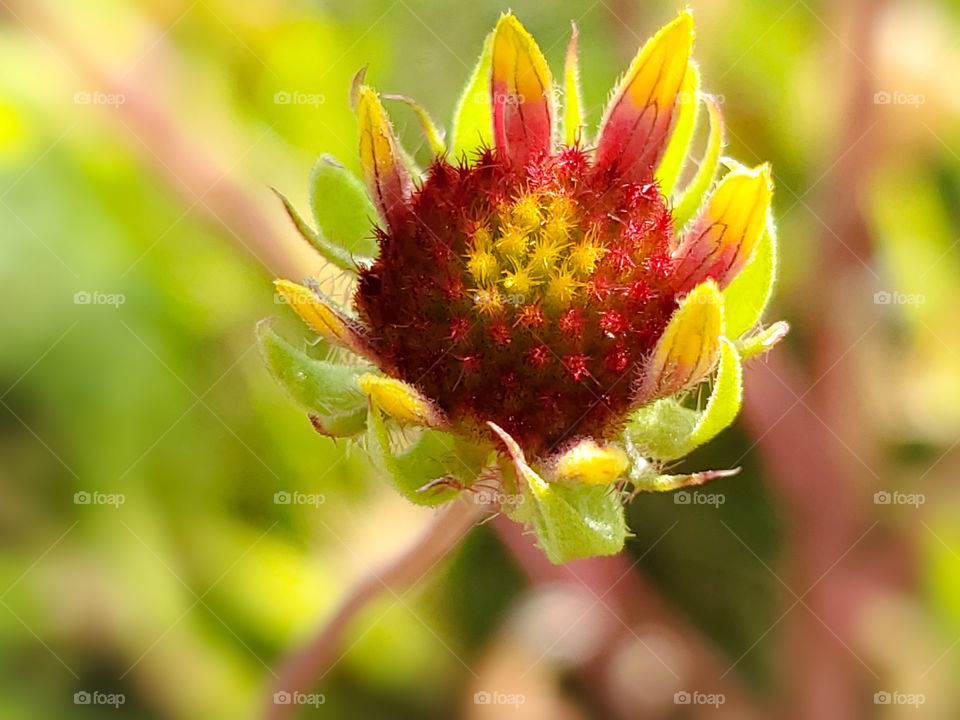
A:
550 439 628 484
595 11 694 181
673 164 773 292
356 85 413 227
638 281 724 403
490 13 554 167
274 279 370 357
357 374 446 428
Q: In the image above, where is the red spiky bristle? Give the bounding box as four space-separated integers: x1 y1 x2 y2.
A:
355 146 681 455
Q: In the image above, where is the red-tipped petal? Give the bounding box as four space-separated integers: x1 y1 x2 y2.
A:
594 12 694 183
672 164 773 292
356 84 413 228
490 14 554 169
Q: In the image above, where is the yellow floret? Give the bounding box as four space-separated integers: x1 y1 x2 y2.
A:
510 194 542 230
544 265 582 309
495 224 529 259
467 249 499 287
568 238 605 277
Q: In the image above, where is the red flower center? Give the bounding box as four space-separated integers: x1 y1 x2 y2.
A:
356 146 681 454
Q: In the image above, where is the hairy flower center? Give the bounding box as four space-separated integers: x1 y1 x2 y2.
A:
356 147 682 454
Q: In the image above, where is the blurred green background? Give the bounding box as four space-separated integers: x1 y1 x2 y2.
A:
3 0 960 718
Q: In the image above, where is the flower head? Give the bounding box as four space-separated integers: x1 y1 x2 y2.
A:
262 12 788 563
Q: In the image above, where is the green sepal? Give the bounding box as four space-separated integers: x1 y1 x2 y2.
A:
384 94 447 156
625 338 743 461
628 457 740 493
309 154 379 261
528 474 627 565
723 212 778 339
736 320 790 360
365 403 468 507
274 188 373 275
489 423 626 564
672 95 724 230
256 319 369 437
655 63 700 197
450 29 494 162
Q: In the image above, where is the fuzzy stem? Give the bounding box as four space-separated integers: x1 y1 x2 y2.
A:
263 498 486 720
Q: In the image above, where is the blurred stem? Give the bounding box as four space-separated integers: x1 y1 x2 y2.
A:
264 498 486 720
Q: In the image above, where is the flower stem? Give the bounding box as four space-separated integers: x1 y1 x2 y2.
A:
263 497 486 719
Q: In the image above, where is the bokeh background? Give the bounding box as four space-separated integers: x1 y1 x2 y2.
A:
2 0 960 717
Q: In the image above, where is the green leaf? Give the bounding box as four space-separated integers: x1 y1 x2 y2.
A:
655 64 700 197
365 404 469 506
450 30 494 162
723 212 777 339
309 154 379 261
625 338 743 461
672 95 724 230
257 320 369 436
